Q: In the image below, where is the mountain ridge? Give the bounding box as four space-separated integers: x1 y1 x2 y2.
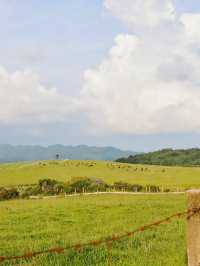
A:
0 144 136 163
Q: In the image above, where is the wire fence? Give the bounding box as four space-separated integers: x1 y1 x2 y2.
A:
0 207 200 264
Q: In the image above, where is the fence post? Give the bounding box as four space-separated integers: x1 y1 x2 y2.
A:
187 189 200 266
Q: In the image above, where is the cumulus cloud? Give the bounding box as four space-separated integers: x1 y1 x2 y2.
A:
80 0 200 134
181 13 200 44
1 0 200 136
0 67 76 125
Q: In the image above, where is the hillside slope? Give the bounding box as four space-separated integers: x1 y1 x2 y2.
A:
1 160 200 189
116 148 200 166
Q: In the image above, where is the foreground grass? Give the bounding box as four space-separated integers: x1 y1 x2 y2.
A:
0 194 186 265
0 160 200 190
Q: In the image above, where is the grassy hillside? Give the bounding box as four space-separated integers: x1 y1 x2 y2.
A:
0 160 200 190
116 148 200 166
0 194 186 266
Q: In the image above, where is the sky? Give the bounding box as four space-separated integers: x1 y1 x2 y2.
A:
0 0 200 151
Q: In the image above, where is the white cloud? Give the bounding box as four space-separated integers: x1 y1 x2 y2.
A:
80 0 200 134
1 0 200 136
104 0 176 28
181 13 200 43
0 67 76 125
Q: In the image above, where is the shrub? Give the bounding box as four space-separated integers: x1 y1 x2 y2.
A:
148 185 160 193
88 178 109 192
7 188 19 199
38 179 60 195
66 177 109 193
0 187 8 200
20 186 41 198
130 184 143 192
69 178 91 193
0 187 19 201
113 182 143 192
113 182 130 191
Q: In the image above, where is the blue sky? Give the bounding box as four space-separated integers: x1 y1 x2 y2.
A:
0 0 125 92
0 0 200 151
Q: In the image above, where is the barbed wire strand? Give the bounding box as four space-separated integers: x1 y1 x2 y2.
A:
0 208 200 264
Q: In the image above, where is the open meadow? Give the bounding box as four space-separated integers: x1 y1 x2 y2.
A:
0 160 199 265
0 160 200 190
0 194 187 266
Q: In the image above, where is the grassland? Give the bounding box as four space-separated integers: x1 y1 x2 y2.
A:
0 194 186 266
0 160 200 190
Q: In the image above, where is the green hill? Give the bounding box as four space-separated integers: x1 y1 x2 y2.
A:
1 160 200 190
116 148 200 166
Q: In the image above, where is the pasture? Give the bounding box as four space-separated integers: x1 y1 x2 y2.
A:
0 160 200 190
0 194 186 266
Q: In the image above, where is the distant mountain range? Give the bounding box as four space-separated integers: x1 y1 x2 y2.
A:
116 148 200 166
0 144 136 163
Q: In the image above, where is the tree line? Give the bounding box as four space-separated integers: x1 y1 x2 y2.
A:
116 148 200 166
0 177 162 201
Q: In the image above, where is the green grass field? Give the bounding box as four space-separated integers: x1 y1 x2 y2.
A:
0 160 200 190
0 160 197 265
0 194 187 266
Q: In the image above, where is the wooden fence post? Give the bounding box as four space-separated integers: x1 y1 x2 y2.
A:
187 190 200 266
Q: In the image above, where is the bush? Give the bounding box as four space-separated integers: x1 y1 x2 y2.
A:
147 185 160 193
0 187 19 201
0 187 8 200
113 182 130 191
38 179 64 195
20 186 41 198
66 177 109 193
7 188 19 199
88 178 109 192
113 182 143 192
130 184 143 192
69 178 91 193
